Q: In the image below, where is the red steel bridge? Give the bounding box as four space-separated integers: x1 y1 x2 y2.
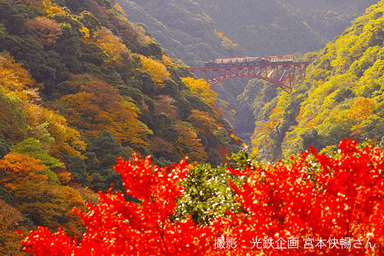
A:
190 56 310 92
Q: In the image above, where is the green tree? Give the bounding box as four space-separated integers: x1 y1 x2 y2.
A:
85 130 131 193
0 91 28 143
62 155 88 186
172 163 242 225
11 138 64 184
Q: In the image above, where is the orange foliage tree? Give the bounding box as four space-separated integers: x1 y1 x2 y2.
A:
216 31 238 49
175 122 208 162
347 97 375 121
0 153 86 236
149 136 174 155
55 74 148 149
25 16 63 45
0 153 46 191
0 199 28 255
187 109 218 134
154 94 178 119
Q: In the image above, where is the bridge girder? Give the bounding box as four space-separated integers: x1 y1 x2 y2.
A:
190 62 310 91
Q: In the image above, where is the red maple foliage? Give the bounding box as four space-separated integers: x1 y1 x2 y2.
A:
21 155 215 255
218 139 384 255
20 139 384 255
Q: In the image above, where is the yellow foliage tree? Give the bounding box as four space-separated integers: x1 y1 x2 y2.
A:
347 97 375 121
113 3 126 16
79 26 90 38
216 31 238 49
162 54 174 66
182 77 222 117
42 0 66 15
88 27 130 65
0 53 38 101
182 77 217 105
52 185 87 236
175 122 208 162
0 90 28 143
24 103 86 156
139 55 170 85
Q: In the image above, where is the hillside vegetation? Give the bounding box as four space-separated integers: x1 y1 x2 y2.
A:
115 0 244 67
2 0 384 253
251 0 384 161
194 0 325 57
116 0 377 146
279 0 379 40
0 0 234 252
118 0 376 65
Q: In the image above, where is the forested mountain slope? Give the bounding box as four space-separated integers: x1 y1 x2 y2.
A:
251 0 384 161
116 0 377 147
118 0 376 65
115 0 244 67
193 0 325 58
0 0 234 164
279 0 379 40
117 0 327 64
0 0 234 252
280 0 377 13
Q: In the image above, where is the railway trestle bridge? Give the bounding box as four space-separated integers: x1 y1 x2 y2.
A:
190 61 310 92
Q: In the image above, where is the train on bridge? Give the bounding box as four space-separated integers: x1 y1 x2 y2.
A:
204 55 295 67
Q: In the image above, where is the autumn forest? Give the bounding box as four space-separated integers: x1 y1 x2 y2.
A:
1 0 384 255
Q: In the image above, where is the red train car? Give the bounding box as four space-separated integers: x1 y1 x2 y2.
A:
269 56 295 63
203 56 294 67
